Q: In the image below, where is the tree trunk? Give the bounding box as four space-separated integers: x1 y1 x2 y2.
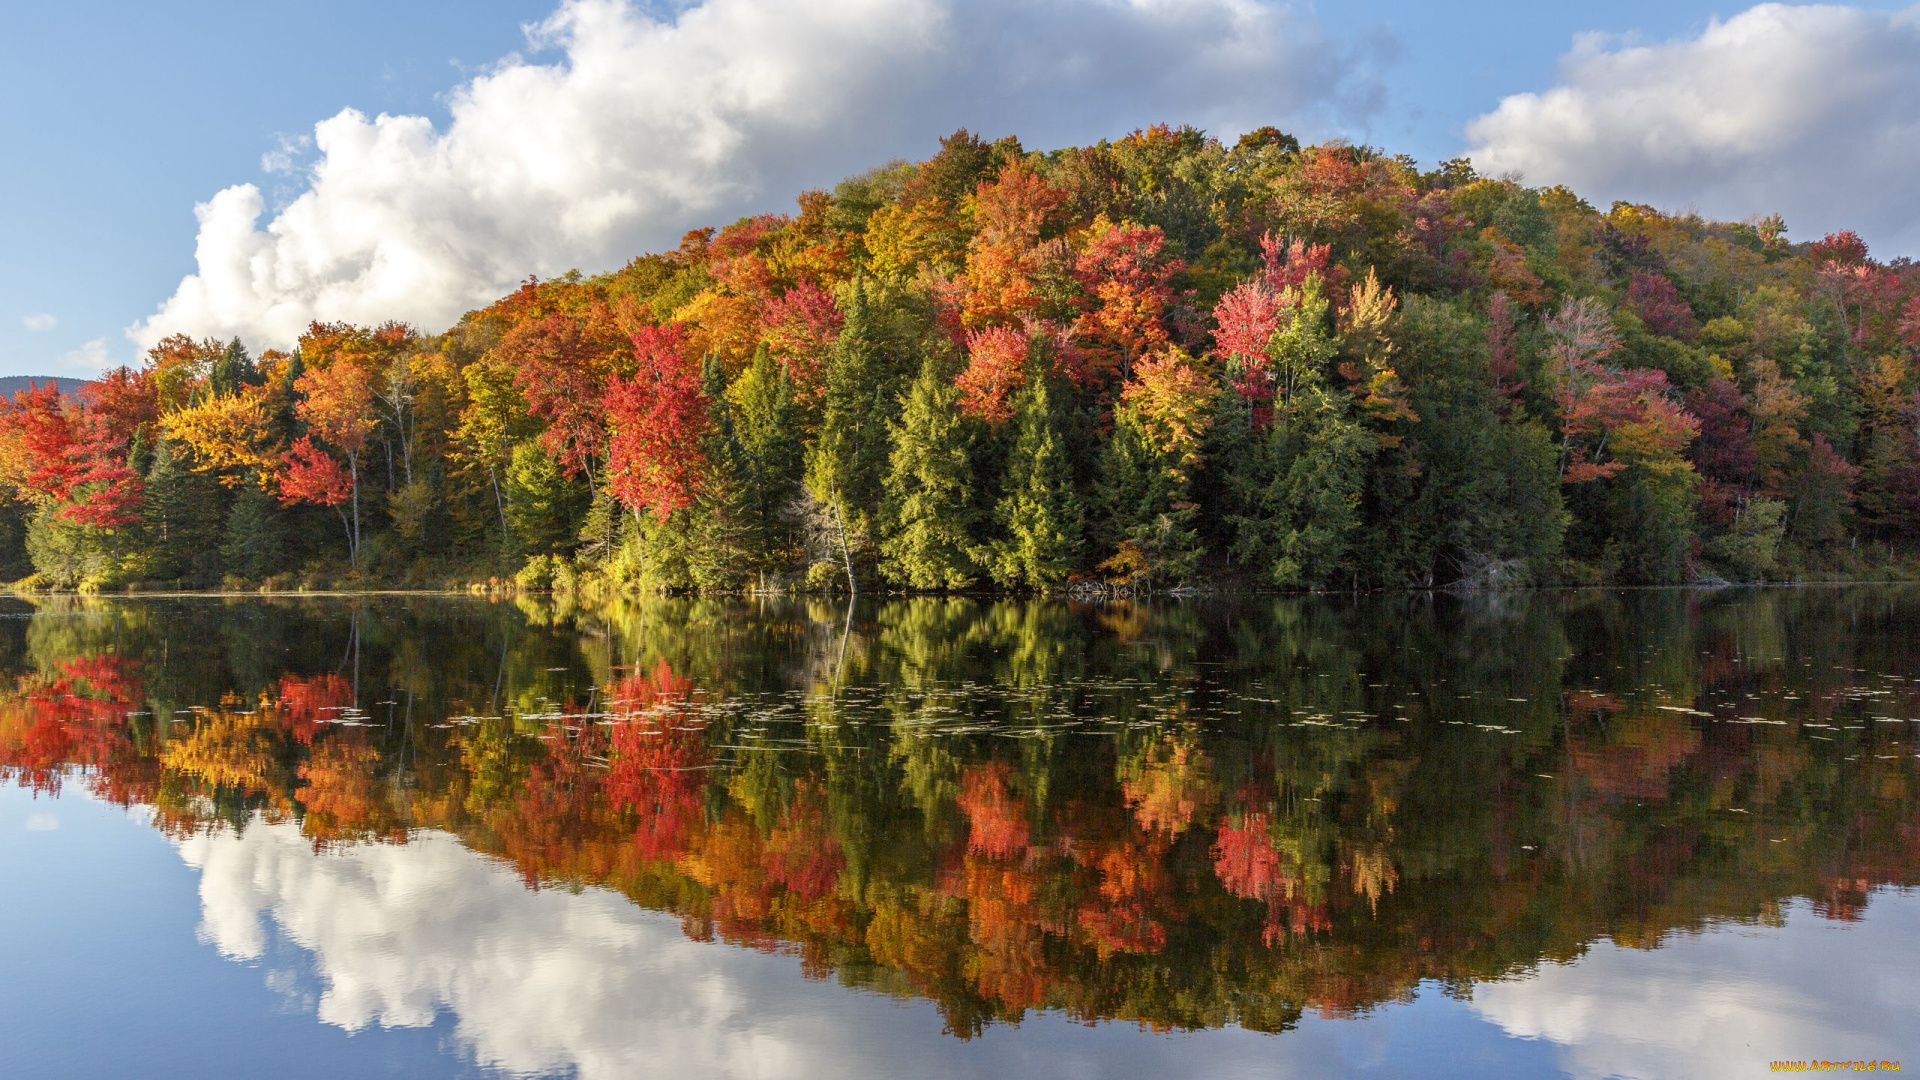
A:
834 489 856 595
349 452 362 567
489 462 508 539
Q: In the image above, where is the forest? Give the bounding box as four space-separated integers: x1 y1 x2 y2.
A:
2 125 1917 593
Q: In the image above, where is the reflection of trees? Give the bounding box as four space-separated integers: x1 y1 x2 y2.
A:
0 589 1917 1037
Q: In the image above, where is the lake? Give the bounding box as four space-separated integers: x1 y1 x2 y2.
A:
0 588 1915 1078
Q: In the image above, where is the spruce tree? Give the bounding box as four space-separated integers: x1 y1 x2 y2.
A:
1094 408 1203 585
210 338 257 396
805 279 894 543
880 352 978 589
144 436 225 583
1221 278 1373 589
220 480 282 581
989 372 1081 589
732 344 801 570
687 355 759 589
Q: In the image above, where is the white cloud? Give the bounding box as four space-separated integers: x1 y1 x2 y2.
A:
171 813 1920 1080
1471 896 1920 1079
57 337 111 374
172 816 1373 1080
21 314 56 332
129 0 1384 354
1464 3 1920 257
259 132 313 175
24 812 59 831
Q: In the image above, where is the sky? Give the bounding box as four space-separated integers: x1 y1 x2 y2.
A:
1 0 1916 379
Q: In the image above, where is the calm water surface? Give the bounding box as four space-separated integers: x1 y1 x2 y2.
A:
1 589 1916 1078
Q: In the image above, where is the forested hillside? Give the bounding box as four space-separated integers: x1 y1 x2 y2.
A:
3 126 1916 592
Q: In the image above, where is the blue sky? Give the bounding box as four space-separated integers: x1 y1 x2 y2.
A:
3 0 1916 378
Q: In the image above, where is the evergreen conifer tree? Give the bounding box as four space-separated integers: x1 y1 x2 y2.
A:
989 371 1080 589
210 338 257 396
220 480 282 581
1221 278 1374 588
1094 407 1203 585
805 279 894 544
880 352 978 589
144 436 225 582
731 343 801 570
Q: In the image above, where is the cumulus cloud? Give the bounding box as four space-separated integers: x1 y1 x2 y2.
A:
259 133 313 175
173 816 1371 1079
1472 896 1920 1079
57 337 111 374
131 0 1384 354
1464 3 1920 257
21 314 56 332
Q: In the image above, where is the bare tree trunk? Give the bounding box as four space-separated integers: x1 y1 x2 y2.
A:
833 489 856 595
489 462 508 538
349 452 362 567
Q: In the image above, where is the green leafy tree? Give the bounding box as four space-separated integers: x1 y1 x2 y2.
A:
504 442 586 559
1358 296 1565 587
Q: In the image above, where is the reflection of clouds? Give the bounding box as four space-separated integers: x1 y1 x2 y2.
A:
177 822 800 1077
24 813 58 831
1472 897 1920 1080
167 815 1920 1080
173 819 1327 1079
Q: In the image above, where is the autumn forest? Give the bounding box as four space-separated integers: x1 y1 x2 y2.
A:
4 126 1918 593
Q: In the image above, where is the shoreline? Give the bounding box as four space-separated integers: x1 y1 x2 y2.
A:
8 577 1920 602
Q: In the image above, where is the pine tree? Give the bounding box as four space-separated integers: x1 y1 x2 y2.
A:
989 372 1080 588
731 344 801 571
686 355 759 589
805 279 895 544
143 436 225 582
880 352 978 589
1221 278 1374 589
220 480 282 581
210 338 257 396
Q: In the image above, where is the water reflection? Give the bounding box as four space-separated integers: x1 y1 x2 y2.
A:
1 589 1916 1076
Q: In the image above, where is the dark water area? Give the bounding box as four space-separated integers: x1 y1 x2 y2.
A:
0 588 1916 1078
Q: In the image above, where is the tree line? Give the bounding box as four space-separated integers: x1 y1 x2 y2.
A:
2 125 1916 592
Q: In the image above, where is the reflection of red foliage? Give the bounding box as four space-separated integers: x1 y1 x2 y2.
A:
1214 812 1285 900
1212 805 1328 946
277 673 354 745
604 662 709 862
764 793 845 900
0 656 146 796
959 762 1029 859
298 737 403 849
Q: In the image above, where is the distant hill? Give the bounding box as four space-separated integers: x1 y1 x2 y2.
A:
0 375 93 398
